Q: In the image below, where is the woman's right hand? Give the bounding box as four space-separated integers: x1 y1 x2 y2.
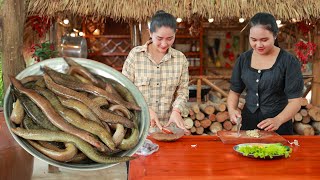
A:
229 109 242 124
149 108 163 130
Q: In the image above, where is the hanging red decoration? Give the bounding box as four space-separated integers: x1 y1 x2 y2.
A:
294 41 316 64
226 32 231 39
223 49 230 58
225 43 231 49
297 21 314 36
225 62 231 68
27 16 52 38
228 52 235 61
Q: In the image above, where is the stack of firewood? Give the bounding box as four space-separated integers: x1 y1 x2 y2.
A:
293 98 320 135
183 100 240 135
182 97 320 136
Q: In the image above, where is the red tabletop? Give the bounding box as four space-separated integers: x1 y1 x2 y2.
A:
129 135 320 180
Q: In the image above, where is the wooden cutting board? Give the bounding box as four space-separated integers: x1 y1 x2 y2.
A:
217 130 287 144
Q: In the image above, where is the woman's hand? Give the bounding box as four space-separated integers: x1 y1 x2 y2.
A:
165 109 188 132
257 117 282 131
228 109 242 124
149 108 162 130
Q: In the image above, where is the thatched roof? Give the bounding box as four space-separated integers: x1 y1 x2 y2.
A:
27 0 320 22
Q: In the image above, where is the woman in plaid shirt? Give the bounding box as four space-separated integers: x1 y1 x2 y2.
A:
122 10 189 133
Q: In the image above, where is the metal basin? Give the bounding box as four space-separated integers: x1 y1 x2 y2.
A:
3 57 150 171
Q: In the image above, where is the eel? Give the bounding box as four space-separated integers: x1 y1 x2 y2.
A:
36 87 115 150
11 127 135 164
9 76 107 152
43 66 141 111
43 74 134 128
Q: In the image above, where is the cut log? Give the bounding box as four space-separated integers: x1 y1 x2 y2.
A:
200 119 212 129
181 107 189 118
208 91 222 103
300 109 308 117
302 116 311 124
223 120 233 131
189 109 195 116
195 112 205 120
190 114 196 120
300 98 309 106
190 126 196 133
184 117 194 129
238 102 245 110
194 120 201 128
209 122 223 134
308 106 320 122
212 103 227 112
208 114 216 121
199 103 215 115
195 126 204 135
311 121 320 134
306 103 313 110
191 103 200 114
293 122 315 135
294 113 303 121
216 111 229 123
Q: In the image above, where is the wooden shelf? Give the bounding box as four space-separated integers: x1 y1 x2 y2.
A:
176 35 199 39
175 25 203 75
89 52 128 56
189 66 200 70
184 52 200 56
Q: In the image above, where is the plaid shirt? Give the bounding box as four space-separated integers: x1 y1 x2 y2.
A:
122 41 189 123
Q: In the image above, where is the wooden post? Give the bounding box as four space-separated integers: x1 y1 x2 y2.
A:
1 0 26 90
312 29 320 106
196 78 202 103
140 21 149 45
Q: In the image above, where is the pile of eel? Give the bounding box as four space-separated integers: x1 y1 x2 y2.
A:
9 57 141 164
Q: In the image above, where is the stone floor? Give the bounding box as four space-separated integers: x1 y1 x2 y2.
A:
32 158 127 180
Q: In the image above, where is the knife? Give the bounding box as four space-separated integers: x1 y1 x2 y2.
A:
236 117 242 137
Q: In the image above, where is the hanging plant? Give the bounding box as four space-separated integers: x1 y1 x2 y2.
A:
27 16 52 38
30 41 58 62
294 40 316 64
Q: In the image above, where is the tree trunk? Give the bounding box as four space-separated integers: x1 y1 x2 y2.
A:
0 2 33 180
1 0 26 90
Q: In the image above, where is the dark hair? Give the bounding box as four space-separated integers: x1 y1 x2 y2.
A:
150 10 177 33
249 12 279 47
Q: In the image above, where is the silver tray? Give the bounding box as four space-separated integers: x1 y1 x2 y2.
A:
4 57 150 170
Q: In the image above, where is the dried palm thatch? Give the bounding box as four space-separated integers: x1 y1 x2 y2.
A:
26 0 320 21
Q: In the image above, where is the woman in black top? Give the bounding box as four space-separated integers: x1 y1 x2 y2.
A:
227 12 304 135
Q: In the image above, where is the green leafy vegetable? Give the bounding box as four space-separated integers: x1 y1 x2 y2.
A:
237 143 292 159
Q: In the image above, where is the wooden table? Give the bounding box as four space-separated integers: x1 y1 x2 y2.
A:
129 135 320 180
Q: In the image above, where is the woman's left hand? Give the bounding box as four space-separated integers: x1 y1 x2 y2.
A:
257 117 282 131
165 109 187 132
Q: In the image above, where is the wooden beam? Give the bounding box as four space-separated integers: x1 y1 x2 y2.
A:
201 77 229 97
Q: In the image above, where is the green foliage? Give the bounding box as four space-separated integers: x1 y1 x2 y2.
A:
238 143 292 159
31 41 58 61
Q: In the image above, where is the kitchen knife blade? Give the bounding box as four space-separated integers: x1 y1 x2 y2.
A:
236 117 242 137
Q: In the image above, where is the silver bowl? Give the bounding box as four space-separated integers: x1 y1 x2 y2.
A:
4 57 150 171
